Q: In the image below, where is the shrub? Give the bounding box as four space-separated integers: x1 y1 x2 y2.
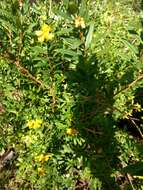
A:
0 0 143 189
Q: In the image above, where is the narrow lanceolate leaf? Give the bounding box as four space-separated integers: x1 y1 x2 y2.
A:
85 22 94 49
121 39 139 55
122 162 143 176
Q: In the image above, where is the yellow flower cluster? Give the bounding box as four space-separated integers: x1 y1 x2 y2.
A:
75 16 85 29
37 167 45 176
27 119 42 129
35 23 54 43
66 128 77 136
35 154 52 163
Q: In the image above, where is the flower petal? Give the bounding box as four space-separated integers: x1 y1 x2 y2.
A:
35 30 43 36
42 24 51 32
44 33 54 41
48 33 54 40
38 35 45 42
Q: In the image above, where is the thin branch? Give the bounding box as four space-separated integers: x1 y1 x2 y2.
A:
84 128 103 135
128 116 143 139
114 74 143 96
126 173 136 190
14 60 48 89
125 75 143 91
0 51 49 90
122 162 136 190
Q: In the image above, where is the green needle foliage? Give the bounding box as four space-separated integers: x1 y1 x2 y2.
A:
0 0 143 189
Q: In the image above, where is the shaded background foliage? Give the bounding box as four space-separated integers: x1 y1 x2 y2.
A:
0 0 143 189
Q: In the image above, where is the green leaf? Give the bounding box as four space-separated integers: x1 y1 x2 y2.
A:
122 162 143 176
55 48 81 57
63 38 82 49
79 0 87 17
121 39 138 55
85 22 94 49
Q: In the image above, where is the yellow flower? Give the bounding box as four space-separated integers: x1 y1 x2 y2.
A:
134 175 143 179
35 154 52 163
44 154 52 161
35 23 54 42
75 16 85 29
27 119 42 129
37 167 45 176
66 128 77 136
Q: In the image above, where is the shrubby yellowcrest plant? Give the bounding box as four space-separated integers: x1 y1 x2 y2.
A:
35 23 54 42
27 119 42 129
0 0 143 189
